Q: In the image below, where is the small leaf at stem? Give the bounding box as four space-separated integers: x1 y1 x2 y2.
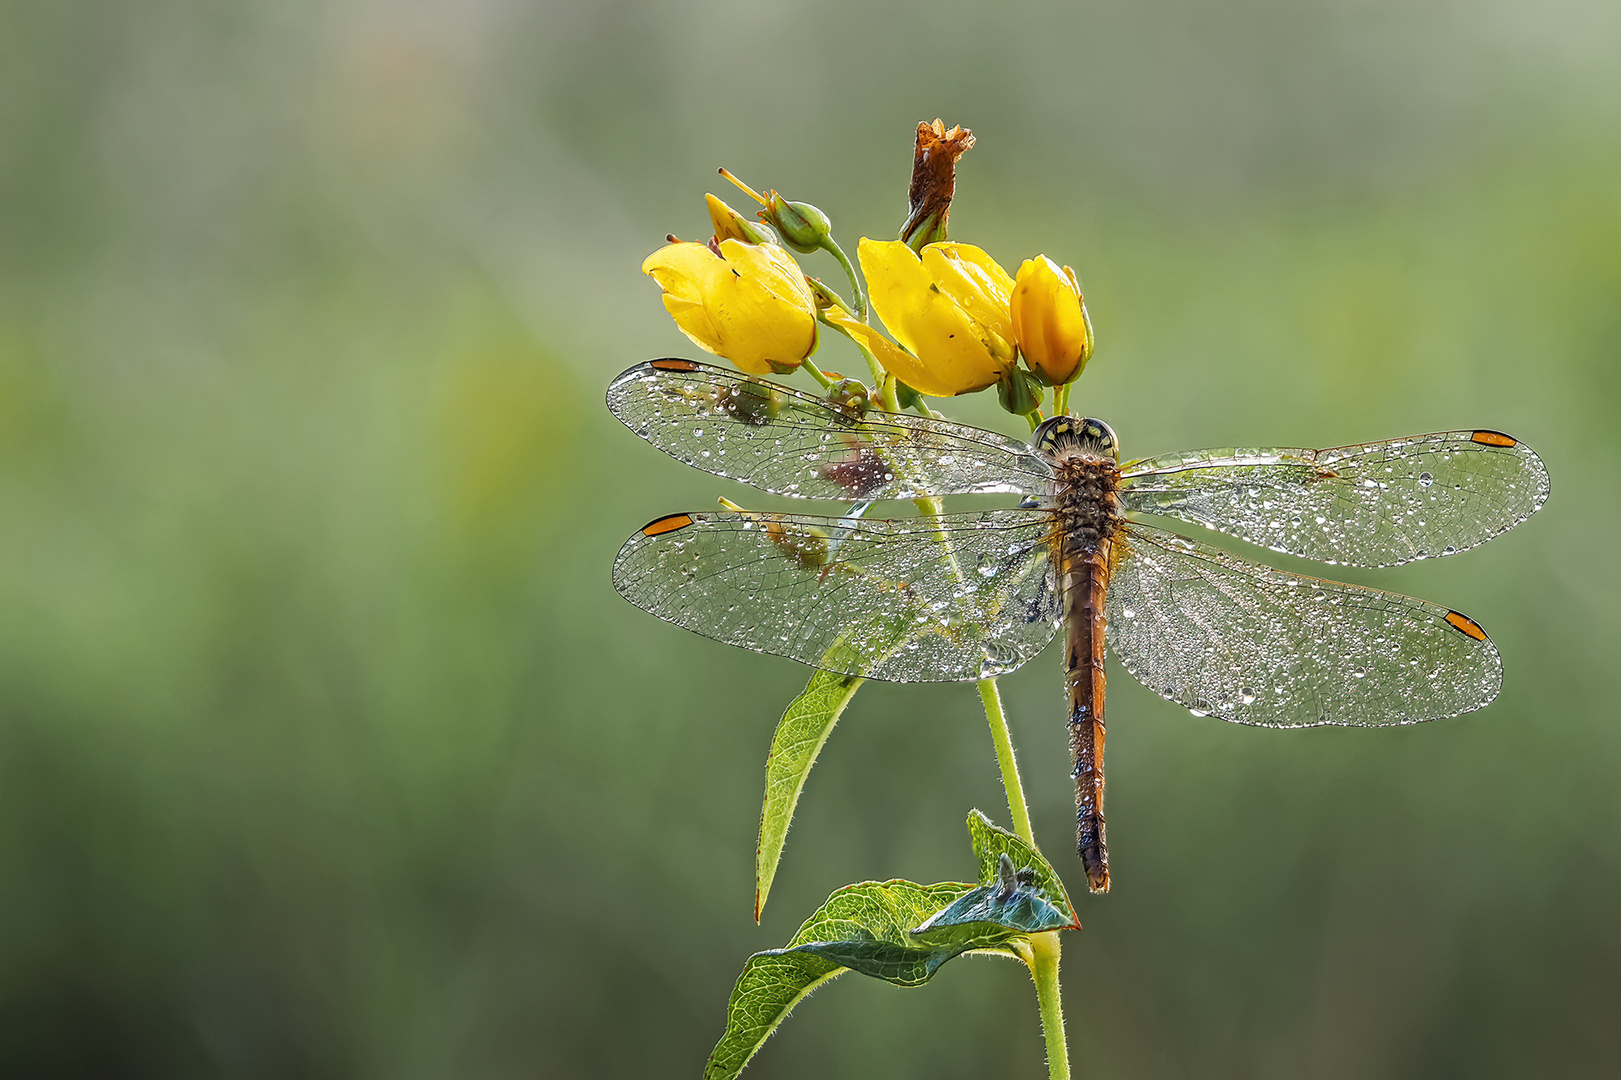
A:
705 880 1022 1080
911 862 1075 935
755 663 865 921
966 810 1082 929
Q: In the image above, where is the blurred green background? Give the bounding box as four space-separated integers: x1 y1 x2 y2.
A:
2 1 1618 1076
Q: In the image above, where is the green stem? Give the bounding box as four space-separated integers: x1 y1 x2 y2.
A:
878 372 901 413
808 277 856 318
816 309 888 391
1029 932 1070 1080
822 237 866 321
978 678 1071 1080
977 679 1035 844
800 357 834 389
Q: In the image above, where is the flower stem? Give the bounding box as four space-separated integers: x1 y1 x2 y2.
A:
800 357 834 389
818 312 890 393
978 677 1072 1080
823 237 866 321
808 277 856 318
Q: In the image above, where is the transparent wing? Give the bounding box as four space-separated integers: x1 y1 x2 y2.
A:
1119 430 1548 567
607 359 1052 500
1105 522 1502 728
612 508 1059 682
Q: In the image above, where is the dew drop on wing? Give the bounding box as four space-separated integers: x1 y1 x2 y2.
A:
1190 699 1213 718
980 646 1021 679
1240 687 1257 705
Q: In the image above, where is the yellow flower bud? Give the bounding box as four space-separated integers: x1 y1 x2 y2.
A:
1011 255 1093 386
858 239 1016 396
705 193 760 244
642 239 818 375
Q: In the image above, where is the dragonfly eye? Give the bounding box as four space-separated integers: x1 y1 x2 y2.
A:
1032 415 1120 462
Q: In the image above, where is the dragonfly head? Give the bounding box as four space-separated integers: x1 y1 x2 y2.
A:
1031 416 1120 463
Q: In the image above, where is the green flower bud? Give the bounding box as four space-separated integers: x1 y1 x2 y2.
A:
765 193 833 254
996 366 1044 418
824 378 871 420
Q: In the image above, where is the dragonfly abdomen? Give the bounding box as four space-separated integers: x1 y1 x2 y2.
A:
1052 444 1123 895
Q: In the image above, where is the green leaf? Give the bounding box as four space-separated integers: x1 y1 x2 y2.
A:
705 880 1023 1080
754 665 865 921
965 809 1081 929
912 853 1076 935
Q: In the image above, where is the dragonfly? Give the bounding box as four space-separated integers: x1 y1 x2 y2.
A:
608 358 1549 893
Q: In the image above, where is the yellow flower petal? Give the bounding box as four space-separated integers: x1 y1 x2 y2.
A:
921 243 1016 354
858 238 1010 396
821 305 971 399
705 193 755 243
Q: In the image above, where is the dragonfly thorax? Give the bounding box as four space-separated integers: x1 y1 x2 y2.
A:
1032 416 1120 464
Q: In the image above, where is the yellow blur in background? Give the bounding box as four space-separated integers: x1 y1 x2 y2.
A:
2 2 1618 1077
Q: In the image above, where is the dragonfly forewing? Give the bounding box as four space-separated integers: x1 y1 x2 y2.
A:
1119 431 1549 567
607 360 1053 501
1104 521 1502 728
612 508 1060 682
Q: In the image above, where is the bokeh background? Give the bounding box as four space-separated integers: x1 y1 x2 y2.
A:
3 1 1618 1076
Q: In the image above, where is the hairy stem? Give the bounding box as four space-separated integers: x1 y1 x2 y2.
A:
978 679 1035 844
978 678 1071 1080
1029 931 1070 1080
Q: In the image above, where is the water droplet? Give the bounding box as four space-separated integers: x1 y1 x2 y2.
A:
1189 699 1212 717
1240 687 1256 704
1351 667 1366 678
980 651 1020 678
1417 471 1434 487
1121 607 1135 619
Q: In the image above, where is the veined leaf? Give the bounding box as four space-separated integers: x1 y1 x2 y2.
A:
709 814 1083 1078
755 666 864 921
705 880 1022 1080
965 809 1080 928
913 852 1076 935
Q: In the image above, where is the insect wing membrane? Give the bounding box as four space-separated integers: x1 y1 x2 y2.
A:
1118 431 1548 567
1104 522 1502 727
613 508 1059 682
607 360 1051 501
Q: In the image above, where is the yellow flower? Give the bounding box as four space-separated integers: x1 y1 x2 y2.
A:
858 239 1016 396
1010 255 1093 386
642 239 818 375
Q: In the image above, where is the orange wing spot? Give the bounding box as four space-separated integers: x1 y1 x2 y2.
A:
1471 430 1517 448
641 513 695 536
1445 610 1489 641
650 358 701 372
